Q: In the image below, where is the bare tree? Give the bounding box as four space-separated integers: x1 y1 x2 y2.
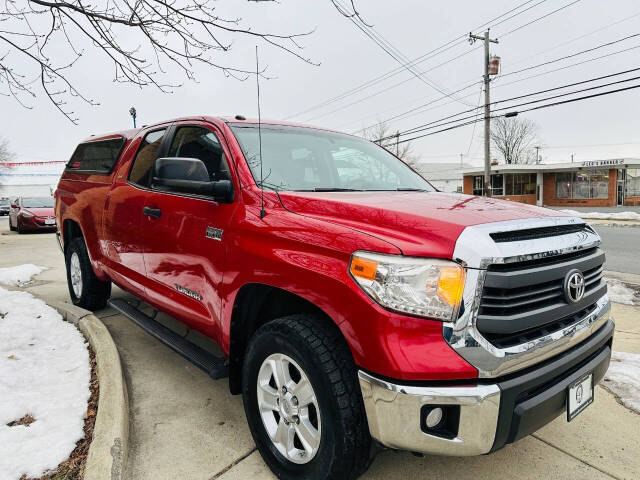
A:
362 121 419 166
0 0 320 123
0 137 15 162
490 116 540 165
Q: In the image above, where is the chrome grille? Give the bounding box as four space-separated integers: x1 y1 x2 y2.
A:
477 247 606 343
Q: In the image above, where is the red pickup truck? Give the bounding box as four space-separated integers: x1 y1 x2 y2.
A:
55 116 612 480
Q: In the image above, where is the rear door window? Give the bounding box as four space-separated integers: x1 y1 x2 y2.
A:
128 129 167 187
66 138 125 173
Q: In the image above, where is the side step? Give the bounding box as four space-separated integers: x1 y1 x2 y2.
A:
108 298 229 379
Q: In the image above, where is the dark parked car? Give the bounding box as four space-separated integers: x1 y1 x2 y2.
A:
9 196 57 234
0 198 9 216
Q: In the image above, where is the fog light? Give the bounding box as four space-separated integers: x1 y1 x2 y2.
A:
425 407 443 428
420 405 460 439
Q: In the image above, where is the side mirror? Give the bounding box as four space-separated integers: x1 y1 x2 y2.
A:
152 157 234 203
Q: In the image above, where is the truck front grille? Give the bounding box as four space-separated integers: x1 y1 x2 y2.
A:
477 247 606 345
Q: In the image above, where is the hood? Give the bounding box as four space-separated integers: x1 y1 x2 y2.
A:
277 191 566 258
23 207 55 217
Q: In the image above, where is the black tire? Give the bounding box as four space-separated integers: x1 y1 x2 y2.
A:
242 314 372 480
65 237 111 310
17 218 23 234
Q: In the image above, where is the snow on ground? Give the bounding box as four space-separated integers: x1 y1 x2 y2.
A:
559 209 640 221
605 278 639 306
0 264 47 287
602 351 640 414
0 287 90 480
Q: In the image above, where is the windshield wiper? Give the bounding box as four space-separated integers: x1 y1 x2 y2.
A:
295 187 364 192
395 187 429 192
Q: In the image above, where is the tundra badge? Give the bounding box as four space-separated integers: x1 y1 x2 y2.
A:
174 284 202 301
206 226 223 241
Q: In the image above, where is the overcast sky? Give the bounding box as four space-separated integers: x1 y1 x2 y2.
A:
2 0 639 168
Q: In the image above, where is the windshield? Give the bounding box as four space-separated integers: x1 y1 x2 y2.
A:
230 124 434 192
0 199 8 206
22 197 54 208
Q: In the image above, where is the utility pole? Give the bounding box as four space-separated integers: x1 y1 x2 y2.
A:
469 30 498 196
395 130 400 156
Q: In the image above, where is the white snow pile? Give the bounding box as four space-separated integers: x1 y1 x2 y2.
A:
0 287 90 480
559 209 640 221
0 264 47 287
602 351 640 414
606 278 639 306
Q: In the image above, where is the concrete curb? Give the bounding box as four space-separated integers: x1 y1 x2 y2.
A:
48 300 129 480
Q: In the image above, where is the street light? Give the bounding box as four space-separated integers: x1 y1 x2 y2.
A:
129 107 137 128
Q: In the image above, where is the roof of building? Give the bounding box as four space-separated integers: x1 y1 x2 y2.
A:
463 158 640 175
413 162 473 181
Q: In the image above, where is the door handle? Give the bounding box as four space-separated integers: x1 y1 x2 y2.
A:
143 206 162 219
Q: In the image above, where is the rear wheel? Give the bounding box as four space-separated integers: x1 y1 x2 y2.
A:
16 218 23 234
65 237 111 310
242 314 372 480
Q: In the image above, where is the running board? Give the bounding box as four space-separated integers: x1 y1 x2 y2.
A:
108 298 229 379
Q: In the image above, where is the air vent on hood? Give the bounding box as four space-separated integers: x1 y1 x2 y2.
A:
489 223 592 243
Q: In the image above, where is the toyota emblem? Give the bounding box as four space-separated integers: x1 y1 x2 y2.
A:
564 269 585 303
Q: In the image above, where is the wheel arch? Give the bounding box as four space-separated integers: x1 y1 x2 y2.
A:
228 283 348 394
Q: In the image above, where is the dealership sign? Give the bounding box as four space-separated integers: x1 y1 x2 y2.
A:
582 159 624 167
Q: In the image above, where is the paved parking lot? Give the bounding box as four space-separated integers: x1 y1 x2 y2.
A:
1 216 639 480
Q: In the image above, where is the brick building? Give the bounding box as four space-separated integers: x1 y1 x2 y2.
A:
462 158 640 207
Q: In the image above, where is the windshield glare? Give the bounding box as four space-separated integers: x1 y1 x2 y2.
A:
22 197 54 208
230 124 434 192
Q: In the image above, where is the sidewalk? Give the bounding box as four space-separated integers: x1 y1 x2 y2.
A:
546 206 640 227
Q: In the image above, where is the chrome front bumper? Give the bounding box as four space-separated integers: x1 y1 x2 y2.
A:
358 371 500 456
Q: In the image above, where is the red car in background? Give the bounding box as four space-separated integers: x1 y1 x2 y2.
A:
9 196 57 234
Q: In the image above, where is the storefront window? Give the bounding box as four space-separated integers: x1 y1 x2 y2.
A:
626 168 640 197
473 173 536 196
505 173 536 195
555 170 608 199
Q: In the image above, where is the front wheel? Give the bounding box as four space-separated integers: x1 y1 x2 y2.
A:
65 237 111 310
242 315 372 480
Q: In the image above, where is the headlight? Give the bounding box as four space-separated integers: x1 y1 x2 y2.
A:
20 210 34 218
349 251 465 321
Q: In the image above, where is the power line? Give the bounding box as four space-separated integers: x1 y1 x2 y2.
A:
385 82 640 146
510 82 640 115
350 15 640 131
508 10 640 67
332 0 473 106
366 43 640 137
285 0 545 120
389 73 640 140
498 0 582 38
500 33 640 78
